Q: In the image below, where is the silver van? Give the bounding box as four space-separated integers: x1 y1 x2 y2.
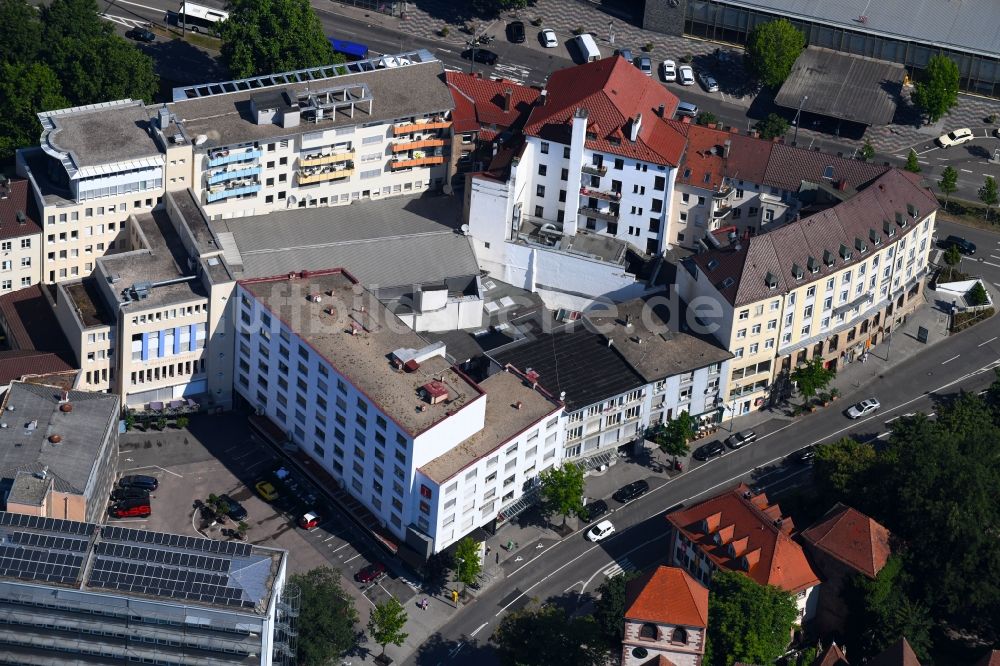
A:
676 101 699 118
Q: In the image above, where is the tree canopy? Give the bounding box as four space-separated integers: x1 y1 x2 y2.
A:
593 571 640 646
755 113 790 140
912 55 960 123
745 19 805 89
704 570 798 666
290 567 359 665
367 598 409 658
904 149 921 173
539 462 585 526
979 176 998 221
0 62 69 160
938 165 958 210
493 603 606 666
790 357 836 399
454 536 482 590
0 0 42 65
220 0 341 79
650 412 695 463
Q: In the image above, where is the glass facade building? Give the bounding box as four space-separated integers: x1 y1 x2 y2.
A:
682 0 1000 98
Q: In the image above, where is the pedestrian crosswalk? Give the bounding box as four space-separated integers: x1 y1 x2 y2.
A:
602 558 635 579
493 64 531 85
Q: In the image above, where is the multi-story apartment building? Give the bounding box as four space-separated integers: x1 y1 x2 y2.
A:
671 123 889 248
233 268 563 556
677 169 937 415
15 50 456 283
0 382 119 524
0 511 293 665
0 178 43 292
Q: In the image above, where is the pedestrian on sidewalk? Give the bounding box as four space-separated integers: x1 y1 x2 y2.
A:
496 552 500 565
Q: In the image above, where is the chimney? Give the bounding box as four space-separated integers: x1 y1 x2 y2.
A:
658 103 665 117
837 179 848 191
629 113 642 142
157 106 170 129
723 139 731 158
503 88 513 112
539 89 548 106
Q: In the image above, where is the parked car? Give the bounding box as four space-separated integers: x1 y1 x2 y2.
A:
118 474 158 491
941 235 976 255
585 520 615 542
637 55 653 76
612 479 650 503
506 21 526 43
254 480 279 501
461 48 498 65
540 28 558 48
725 430 757 450
298 512 322 530
125 28 155 42
937 128 974 148
110 487 150 502
355 561 387 584
692 440 725 461
678 64 695 86
846 398 881 419
613 48 633 64
698 71 720 92
661 59 677 82
581 499 609 523
110 498 151 519
218 494 248 521
791 446 817 464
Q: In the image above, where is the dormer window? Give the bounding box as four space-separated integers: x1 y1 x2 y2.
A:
895 212 907 228
839 243 852 261
684 168 692 178
791 263 804 280
883 219 896 237
609 137 621 146
707 258 720 271
907 203 919 218
807 256 820 274
671 627 688 645
765 272 778 289
823 249 835 267
721 277 735 289
586 131 597 140
869 228 881 246
855 237 867 253
639 623 658 641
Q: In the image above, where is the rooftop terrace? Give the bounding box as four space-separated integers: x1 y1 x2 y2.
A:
240 269 483 436
38 100 163 171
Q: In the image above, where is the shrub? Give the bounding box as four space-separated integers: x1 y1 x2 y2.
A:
438 26 449 37
175 416 189 429
530 18 542 26
680 53 693 63
642 42 654 52
572 27 585 36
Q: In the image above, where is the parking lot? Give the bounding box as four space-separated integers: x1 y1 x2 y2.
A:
115 412 417 610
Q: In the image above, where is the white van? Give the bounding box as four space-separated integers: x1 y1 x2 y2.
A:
573 33 601 63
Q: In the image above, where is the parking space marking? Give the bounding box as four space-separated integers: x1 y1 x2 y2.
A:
331 542 352 553
119 464 182 478
344 553 362 563
376 581 396 600
323 535 337 543
979 336 998 347
942 355 960 365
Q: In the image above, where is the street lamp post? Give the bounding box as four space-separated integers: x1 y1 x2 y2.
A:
608 21 614 45
792 95 808 145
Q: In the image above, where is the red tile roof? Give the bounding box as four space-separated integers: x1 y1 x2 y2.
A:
868 638 922 666
692 168 939 306
666 483 820 594
974 650 1000 666
0 350 73 385
0 285 73 359
525 56 686 166
763 143 888 192
445 72 540 134
802 504 891 579
624 565 709 627
813 642 850 666
0 179 42 241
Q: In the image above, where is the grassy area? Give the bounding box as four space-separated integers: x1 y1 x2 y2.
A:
936 196 1000 232
149 24 221 52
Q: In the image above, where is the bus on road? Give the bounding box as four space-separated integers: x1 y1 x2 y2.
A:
166 2 229 35
328 37 370 61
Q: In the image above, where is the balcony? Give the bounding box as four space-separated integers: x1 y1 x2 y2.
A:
207 146 262 168
581 164 607 177
207 165 262 186
206 181 261 203
299 151 354 167
391 153 446 169
712 203 732 219
391 138 446 153
579 186 621 202
579 205 619 221
393 117 451 135
298 163 355 184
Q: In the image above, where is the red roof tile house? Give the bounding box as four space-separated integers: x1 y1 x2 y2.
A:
666 483 821 622
801 504 892 635
621 566 709 666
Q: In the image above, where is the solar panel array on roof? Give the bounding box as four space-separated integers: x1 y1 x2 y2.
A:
100 525 252 557
0 512 95 536
88 554 252 609
0 545 85 584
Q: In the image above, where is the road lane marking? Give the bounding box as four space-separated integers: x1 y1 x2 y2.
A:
471 623 489 637
979 337 997 347
877 432 891 439
942 355 960 364
885 415 900 423
983 260 1000 268
961 168 973 173
114 0 167 12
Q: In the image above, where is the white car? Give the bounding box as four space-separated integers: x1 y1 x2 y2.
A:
846 398 881 419
586 520 615 542
541 28 558 48
661 59 676 82
678 64 695 86
698 71 719 93
937 128 974 148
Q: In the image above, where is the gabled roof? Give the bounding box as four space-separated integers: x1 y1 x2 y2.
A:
666 483 820 594
445 72 540 134
624 565 709 627
525 56 686 166
763 143 888 192
868 638 922 666
813 642 850 666
691 168 939 307
0 179 42 241
802 504 891 579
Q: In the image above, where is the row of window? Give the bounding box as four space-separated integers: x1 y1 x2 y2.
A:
0 277 31 290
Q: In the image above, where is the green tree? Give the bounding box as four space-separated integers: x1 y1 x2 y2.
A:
49 35 158 105
754 113 790 140
290 567 359 665
904 148 921 173
696 111 719 126
593 571 640 645
0 0 42 65
813 437 879 505
651 411 695 466
539 462 585 526
938 165 958 211
220 0 341 79
471 0 529 15
860 139 875 161
493 603 605 666
790 357 836 399
705 570 798 666
968 281 989 306
979 175 999 222
943 243 962 268
367 598 409 658
912 55 960 123
453 536 482 592
745 19 805 88
41 0 111 43
0 61 69 160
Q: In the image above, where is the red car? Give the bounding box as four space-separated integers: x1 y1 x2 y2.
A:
110 498 151 518
355 562 386 584
298 512 321 530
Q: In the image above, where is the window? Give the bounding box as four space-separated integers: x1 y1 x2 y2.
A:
537 164 547 176
614 158 624 170
540 141 549 154
738 309 749 320
806 286 816 298
751 323 761 335
536 184 545 197
767 319 777 330
736 328 747 339
534 205 544 218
